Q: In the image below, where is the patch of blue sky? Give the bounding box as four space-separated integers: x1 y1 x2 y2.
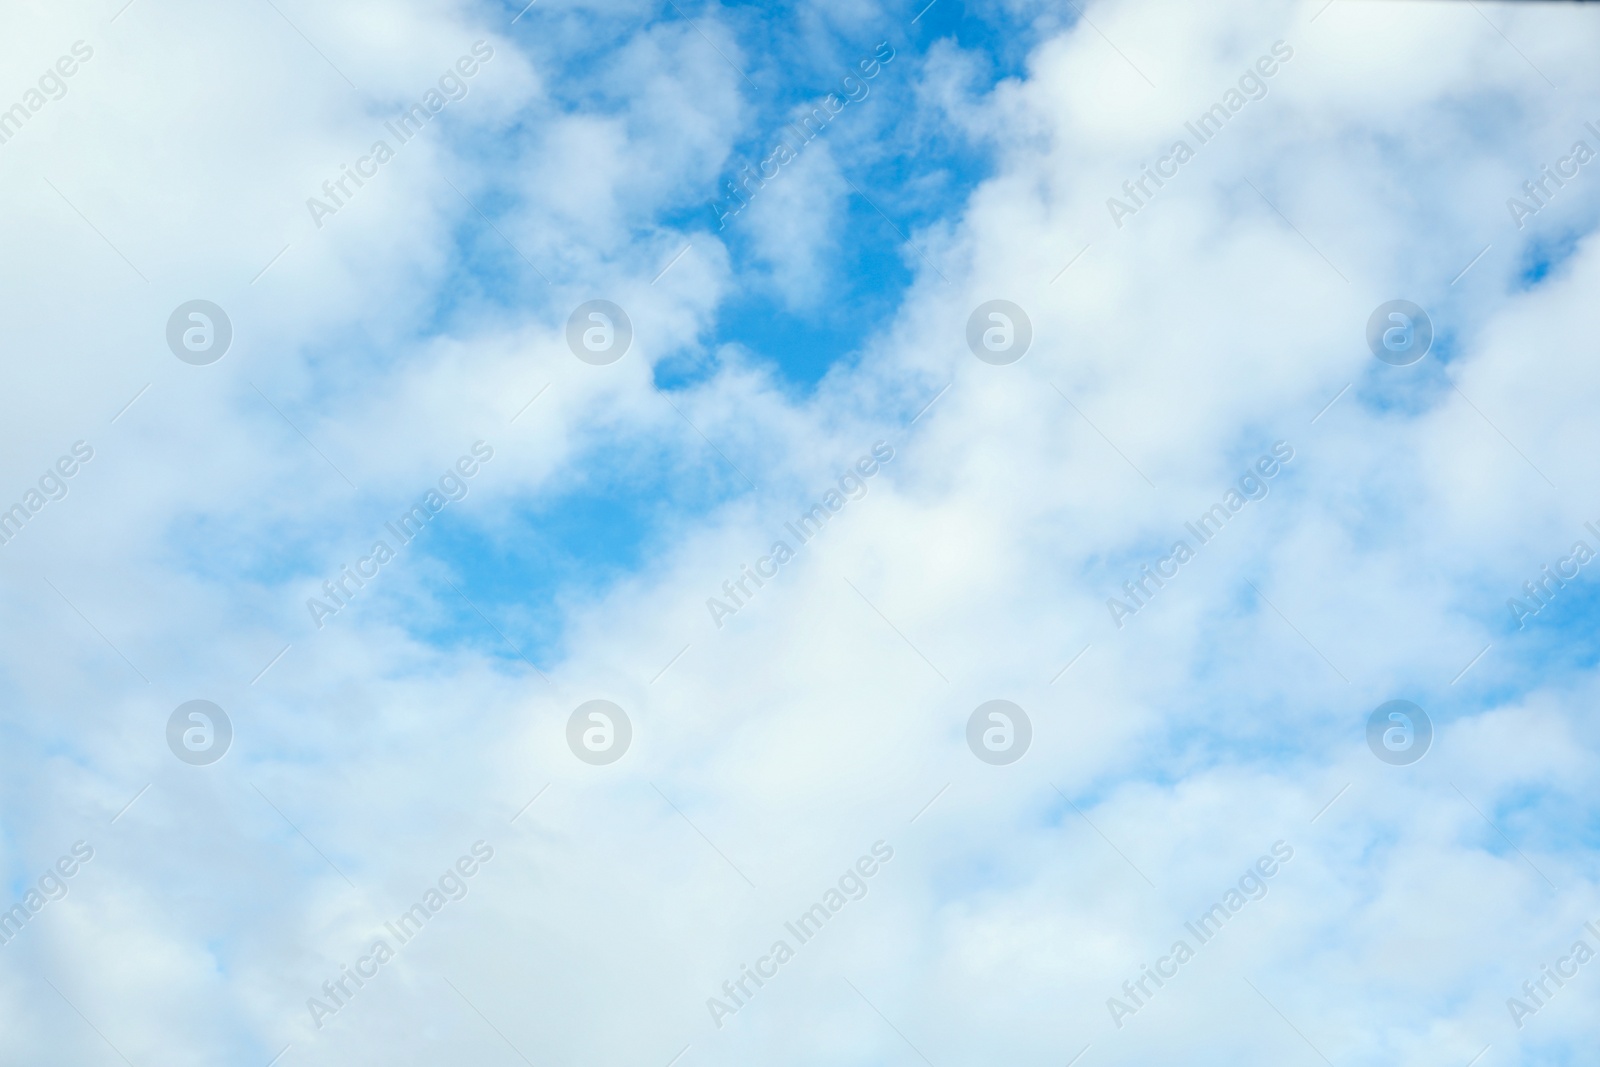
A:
905 0 1048 77
416 1 1061 387
486 0 1048 389
408 435 740 666
1495 570 1600 672
690 4 1037 387
162 381 746 654
1518 225 1584 288
658 195 919 388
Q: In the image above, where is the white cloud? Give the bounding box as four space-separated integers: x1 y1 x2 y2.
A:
5 1 1600 1065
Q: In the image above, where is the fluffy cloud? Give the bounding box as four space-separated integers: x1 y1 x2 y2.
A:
3 0 1600 1065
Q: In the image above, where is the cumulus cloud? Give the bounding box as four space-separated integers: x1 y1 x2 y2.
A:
4 0 1600 1065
